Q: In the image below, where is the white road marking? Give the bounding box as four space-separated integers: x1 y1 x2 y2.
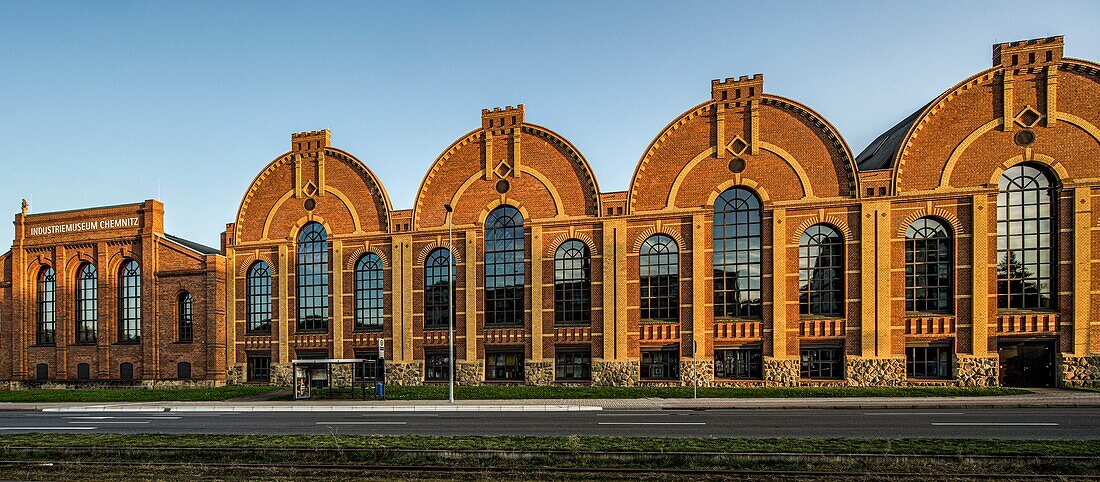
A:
65 416 181 420
597 422 705 426
0 427 96 430
930 422 1058 426
69 421 149 424
597 413 670 416
864 412 965 416
316 421 407 425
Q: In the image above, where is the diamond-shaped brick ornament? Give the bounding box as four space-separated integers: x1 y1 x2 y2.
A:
726 135 748 156
493 160 513 179
1014 106 1043 128
303 180 318 197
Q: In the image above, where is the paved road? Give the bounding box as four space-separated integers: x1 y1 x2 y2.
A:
1 407 1098 439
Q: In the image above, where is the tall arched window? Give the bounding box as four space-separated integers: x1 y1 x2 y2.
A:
178 292 193 342
296 222 329 332
798 224 844 317
118 260 142 342
997 164 1055 310
354 253 384 331
485 206 524 327
75 263 98 343
554 240 591 326
713 187 763 318
905 218 952 313
247 261 272 333
424 248 453 330
640 234 679 322
36 266 56 345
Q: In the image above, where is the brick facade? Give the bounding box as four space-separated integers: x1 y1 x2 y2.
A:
2 36 1098 388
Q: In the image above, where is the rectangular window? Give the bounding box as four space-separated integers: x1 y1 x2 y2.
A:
425 349 451 381
800 346 843 379
353 350 379 381
248 354 271 382
485 349 524 381
295 350 328 360
715 347 762 379
641 346 680 380
555 348 591 381
906 345 952 379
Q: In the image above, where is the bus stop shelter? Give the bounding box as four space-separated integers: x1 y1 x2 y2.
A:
291 358 375 400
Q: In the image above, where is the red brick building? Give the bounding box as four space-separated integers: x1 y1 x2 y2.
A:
0 201 225 386
3 36 1098 388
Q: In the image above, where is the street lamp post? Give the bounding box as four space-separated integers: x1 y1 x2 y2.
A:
444 204 455 404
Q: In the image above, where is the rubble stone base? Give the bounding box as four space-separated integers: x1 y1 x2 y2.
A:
330 364 354 388
1058 355 1100 388
956 355 999 387
226 365 244 386
591 360 639 387
270 363 293 386
525 361 555 386
385 362 423 386
763 357 800 387
846 357 906 387
455 361 484 386
680 360 714 387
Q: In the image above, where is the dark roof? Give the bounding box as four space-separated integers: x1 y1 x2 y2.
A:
854 103 930 171
165 234 221 255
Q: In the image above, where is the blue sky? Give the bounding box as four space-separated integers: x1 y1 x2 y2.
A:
1 1 1098 248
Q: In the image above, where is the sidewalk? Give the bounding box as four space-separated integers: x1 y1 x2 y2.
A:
7 388 1100 412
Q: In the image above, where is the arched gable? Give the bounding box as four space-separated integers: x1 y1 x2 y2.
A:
234 130 392 244
412 106 601 230
628 77 857 213
890 39 1100 192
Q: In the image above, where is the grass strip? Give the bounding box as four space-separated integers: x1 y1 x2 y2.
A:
0 386 281 403
0 434 1095 456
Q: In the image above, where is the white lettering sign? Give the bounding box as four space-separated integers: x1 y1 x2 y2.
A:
28 217 140 237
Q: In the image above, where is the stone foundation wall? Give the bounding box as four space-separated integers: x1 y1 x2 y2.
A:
226 365 244 386
845 357 906 387
1058 355 1100 388
680 360 714 387
591 360 639 387
455 361 484 385
763 357 799 387
385 362 423 386
270 363 292 386
525 361 554 386
330 364 354 388
956 355 999 387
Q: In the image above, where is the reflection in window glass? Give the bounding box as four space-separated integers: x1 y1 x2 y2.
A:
713 188 762 318
75 263 98 343
424 248 454 330
997 164 1054 310
247 262 272 333
640 235 679 322
36 267 56 345
485 206 525 326
296 222 329 332
118 260 142 342
905 218 952 313
554 240 591 326
354 253 384 331
798 225 844 317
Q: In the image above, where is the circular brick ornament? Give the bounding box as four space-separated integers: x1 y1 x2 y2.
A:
728 157 746 173
495 179 510 194
304 198 316 211
1014 129 1036 147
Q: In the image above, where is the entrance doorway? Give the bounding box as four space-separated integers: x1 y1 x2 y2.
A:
997 339 1056 387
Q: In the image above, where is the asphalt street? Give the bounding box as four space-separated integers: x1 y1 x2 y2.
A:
0 407 1097 439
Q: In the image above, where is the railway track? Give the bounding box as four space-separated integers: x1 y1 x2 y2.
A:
1 444 1096 463
0 459 1098 480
